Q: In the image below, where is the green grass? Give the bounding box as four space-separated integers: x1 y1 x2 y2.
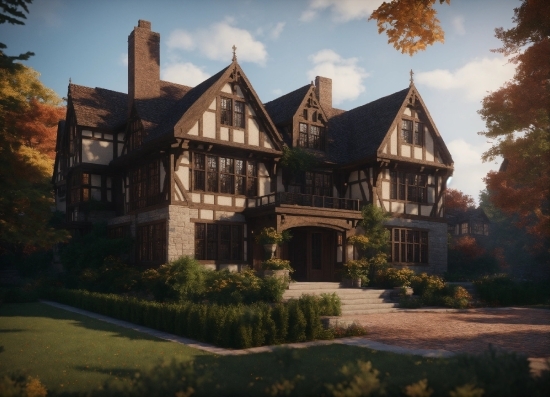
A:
0 303 210 394
1 303 546 396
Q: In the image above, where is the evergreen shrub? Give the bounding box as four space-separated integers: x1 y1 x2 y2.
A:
43 288 341 349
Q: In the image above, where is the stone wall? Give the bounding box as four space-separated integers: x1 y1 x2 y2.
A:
384 217 448 275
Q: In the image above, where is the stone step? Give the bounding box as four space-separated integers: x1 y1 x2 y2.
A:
341 302 399 310
284 288 392 296
341 307 403 315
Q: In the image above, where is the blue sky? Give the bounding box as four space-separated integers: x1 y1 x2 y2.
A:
1 0 519 202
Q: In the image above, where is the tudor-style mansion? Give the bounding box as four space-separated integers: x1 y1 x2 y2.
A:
52 20 454 281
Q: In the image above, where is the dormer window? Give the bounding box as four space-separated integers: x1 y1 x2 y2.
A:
402 119 425 146
299 122 324 150
221 97 245 128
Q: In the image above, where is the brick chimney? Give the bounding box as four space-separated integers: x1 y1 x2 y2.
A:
315 76 332 112
128 20 160 112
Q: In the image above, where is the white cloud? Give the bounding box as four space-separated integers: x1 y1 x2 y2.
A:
307 49 369 105
119 53 128 66
300 0 383 23
270 22 286 40
161 62 211 87
167 21 267 65
452 15 466 35
415 57 515 101
447 139 500 202
272 88 282 96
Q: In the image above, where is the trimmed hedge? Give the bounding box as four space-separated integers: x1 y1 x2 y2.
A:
474 274 550 306
43 289 339 349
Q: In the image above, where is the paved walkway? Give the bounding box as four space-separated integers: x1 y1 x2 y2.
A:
41 301 549 373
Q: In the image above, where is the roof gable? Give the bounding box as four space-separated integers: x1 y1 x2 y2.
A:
264 84 311 126
69 84 128 131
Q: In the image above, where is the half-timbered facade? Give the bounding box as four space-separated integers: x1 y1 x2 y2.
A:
53 20 453 278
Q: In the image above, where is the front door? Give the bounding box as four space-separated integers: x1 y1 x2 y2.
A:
288 228 335 281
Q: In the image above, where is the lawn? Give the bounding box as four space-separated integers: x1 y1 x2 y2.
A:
0 302 545 396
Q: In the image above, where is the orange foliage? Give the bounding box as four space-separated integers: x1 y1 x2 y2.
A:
454 236 485 260
13 98 65 159
445 188 475 212
369 0 449 56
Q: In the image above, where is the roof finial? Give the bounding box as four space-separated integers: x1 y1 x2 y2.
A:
69 77 72 84
409 69 414 85
232 45 237 62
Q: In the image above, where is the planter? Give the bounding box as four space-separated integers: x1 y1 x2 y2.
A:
262 269 290 289
263 244 277 259
341 278 362 288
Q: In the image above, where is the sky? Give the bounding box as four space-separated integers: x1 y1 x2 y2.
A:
1 0 520 203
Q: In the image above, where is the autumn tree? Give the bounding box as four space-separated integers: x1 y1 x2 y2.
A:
478 0 550 247
0 64 69 260
445 188 475 212
369 0 450 56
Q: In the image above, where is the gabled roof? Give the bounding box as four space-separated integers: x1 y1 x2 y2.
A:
263 84 311 126
327 88 410 164
143 68 228 142
447 207 490 224
69 84 128 130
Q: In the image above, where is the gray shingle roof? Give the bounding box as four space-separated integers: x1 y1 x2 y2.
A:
264 85 311 126
69 84 128 130
327 88 409 164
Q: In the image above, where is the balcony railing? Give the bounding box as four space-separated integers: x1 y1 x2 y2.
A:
247 192 360 211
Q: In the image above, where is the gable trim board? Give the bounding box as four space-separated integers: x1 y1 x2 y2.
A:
53 19 453 278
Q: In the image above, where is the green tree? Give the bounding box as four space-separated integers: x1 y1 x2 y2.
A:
0 0 34 71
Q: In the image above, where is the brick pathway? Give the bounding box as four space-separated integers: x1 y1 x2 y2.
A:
342 308 550 358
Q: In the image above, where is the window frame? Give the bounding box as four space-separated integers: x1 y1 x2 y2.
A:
136 221 166 265
401 118 426 147
128 160 160 212
389 228 429 265
220 97 246 129
390 171 429 204
194 222 244 262
298 122 325 151
191 152 257 197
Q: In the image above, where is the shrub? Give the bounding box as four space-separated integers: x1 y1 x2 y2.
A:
474 274 550 306
261 258 293 271
44 288 341 349
442 286 472 309
341 259 369 282
0 373 47 397
0 286 39 304
254 227 292 245
374 267 415 288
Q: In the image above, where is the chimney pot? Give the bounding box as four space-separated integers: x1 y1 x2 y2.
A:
138 20 151 30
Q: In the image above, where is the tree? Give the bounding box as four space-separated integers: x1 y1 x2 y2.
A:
369 0 450 56
0 0 34 71
0 64 69 260
445 188 475 212
478 0 550 246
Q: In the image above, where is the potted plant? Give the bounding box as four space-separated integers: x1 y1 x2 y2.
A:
255 227 292 258
341 259 368 288
261 258 293 288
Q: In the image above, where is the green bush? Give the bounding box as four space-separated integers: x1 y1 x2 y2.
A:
0 286 39 304
43 288 340 349
474 274 550 306
373 267 415 288
141 256 287 305
0 373 47 397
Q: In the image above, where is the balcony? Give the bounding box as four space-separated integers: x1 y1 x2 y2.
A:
247 192 361 211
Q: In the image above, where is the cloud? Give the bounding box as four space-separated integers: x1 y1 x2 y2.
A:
167 21 267 65
452 15 466 35
300 0 383 23
447 139 499 202
270 22 286 40
119 53 128 67
307 49 369 105
272 88 282 96
415 57 515 101
161 62 211 87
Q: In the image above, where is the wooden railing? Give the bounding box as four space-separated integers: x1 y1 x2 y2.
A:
248 192 360 211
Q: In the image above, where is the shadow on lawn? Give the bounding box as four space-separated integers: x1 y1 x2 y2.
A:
0 302 169 343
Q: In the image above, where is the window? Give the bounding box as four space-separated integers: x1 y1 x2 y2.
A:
69 171 108 204
298 122 325 150
195 223 244 261
390 172 428 203
221 97 246 128
304 172 332 196
137 221 166 264
108 224 130 239
192 153 257 196
402 119 425 146
128 160 160 211
461 223 469 235
390 228 428 264
128 117 145 152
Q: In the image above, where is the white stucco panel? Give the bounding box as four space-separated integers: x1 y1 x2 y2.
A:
263 133 274 149
381 180 390 199
392 201 405 214
425 131 434 162
406 203 419 215
221 83 232 93
421 205 432 216
403 107 412 116
217 196 232 206
188 121 199 136
209 99 216 110
176 166 188 190
233 129 245 143
390 127 398 155
235 85 244 98
220 127 229 141
401 145 411 158
414 146 423 160
202 111 216 139
248 118 260 146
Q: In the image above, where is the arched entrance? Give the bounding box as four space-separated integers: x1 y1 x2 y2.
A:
283 227 339 282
